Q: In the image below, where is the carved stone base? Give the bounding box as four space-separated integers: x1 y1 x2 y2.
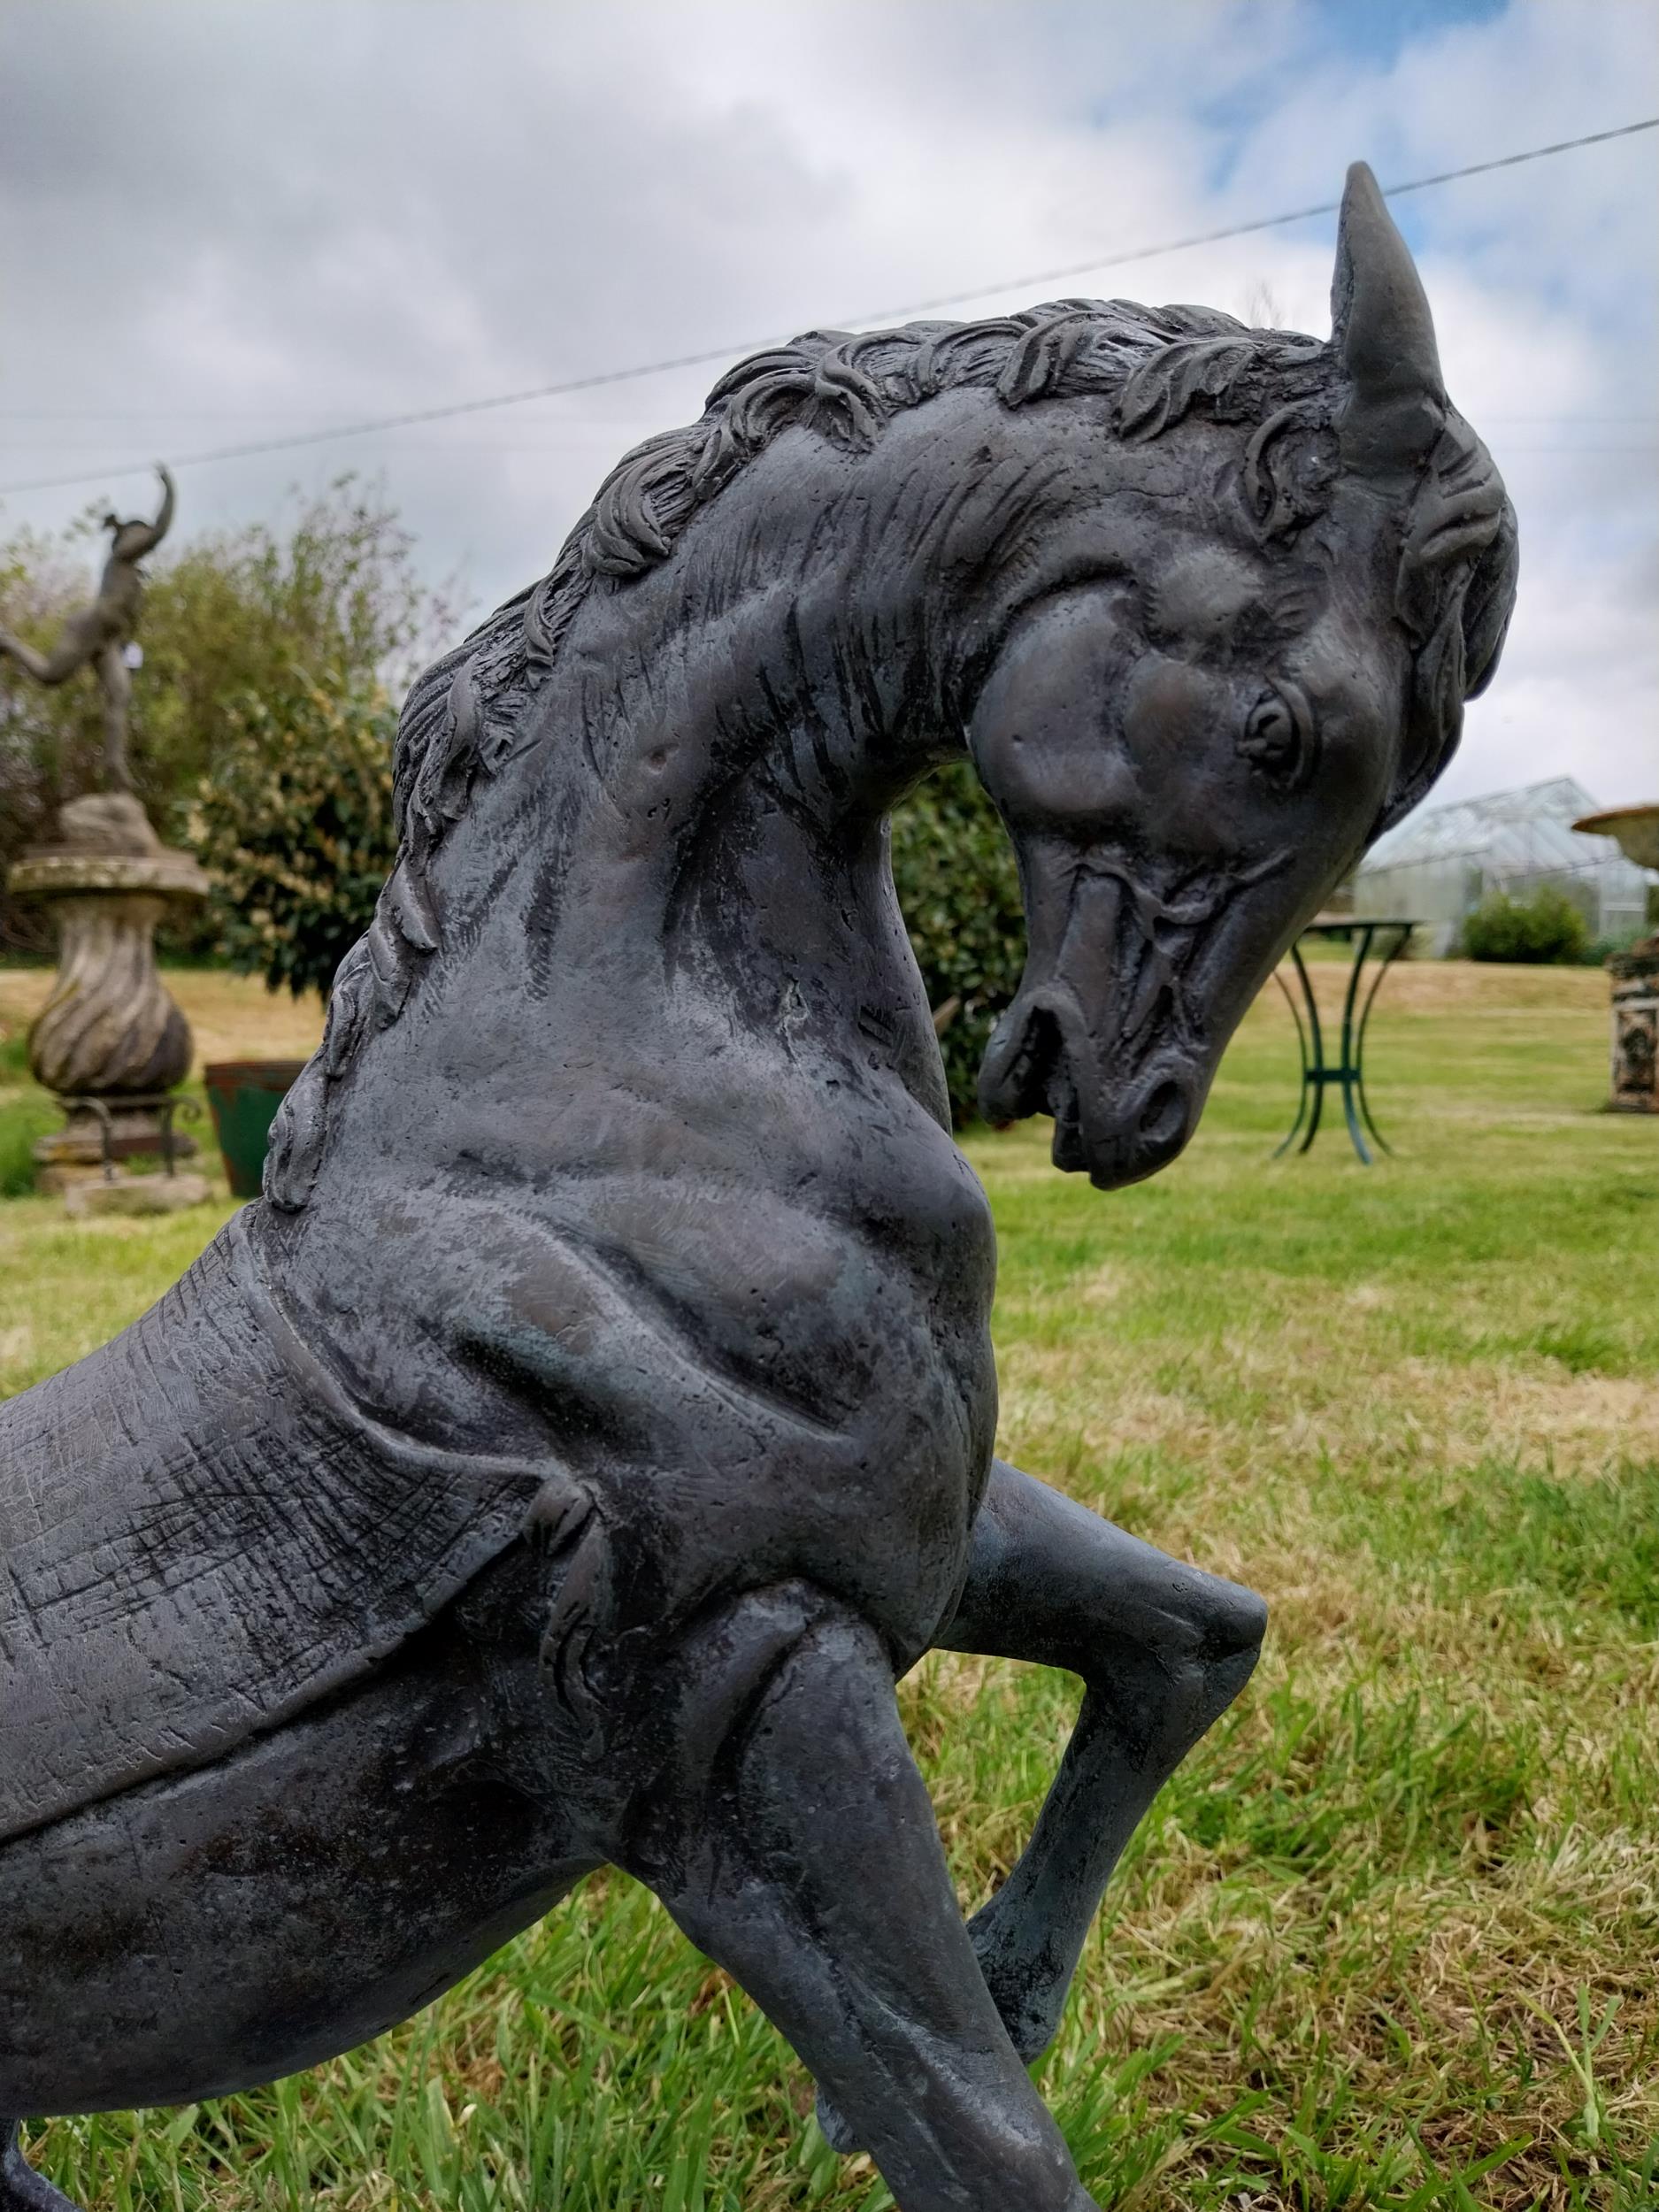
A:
35 1102 201 1178
61 1171 214 1219
1609 940 1659 1113
4 795 209 1194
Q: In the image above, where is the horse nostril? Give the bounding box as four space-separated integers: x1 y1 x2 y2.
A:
1137 1079 1186 1149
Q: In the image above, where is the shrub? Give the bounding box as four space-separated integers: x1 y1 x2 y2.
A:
890 757 1026 1124
187 671 398 1000
1 477 457 955
1461 885 1590 966
1585 922 1655 966
0 1095 57 1200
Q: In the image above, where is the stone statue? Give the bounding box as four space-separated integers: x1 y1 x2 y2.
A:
0 167 1516 2212
6 792 209 1196
0 464 173 795
1572 806 1659 1112
1 465 205 1198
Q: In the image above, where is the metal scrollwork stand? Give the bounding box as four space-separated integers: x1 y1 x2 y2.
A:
1273 917 1415 1164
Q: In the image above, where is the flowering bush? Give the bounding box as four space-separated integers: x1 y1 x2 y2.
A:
1461 885 1591 966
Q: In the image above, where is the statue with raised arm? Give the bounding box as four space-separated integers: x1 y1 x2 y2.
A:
0 464 174 794
2 463 206 1198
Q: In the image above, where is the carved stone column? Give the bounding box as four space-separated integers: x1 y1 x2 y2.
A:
1609 943 1659 1114
1572 805 1659 1117
6 793 210 1189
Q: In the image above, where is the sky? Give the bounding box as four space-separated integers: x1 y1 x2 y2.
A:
2 0 1655 814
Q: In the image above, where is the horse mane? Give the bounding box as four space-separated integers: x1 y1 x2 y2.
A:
391 299 1330 869
264 296 1511 1210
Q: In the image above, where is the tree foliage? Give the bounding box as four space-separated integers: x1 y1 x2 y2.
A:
1461 883 1591 965
0 477 454 950
889 756 1026 1124
4 476 1033 1100
186 672 398 1001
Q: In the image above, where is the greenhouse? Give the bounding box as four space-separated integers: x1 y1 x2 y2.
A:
1352 776 1655 954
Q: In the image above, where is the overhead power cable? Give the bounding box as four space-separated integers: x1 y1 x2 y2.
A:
2 112 1654 499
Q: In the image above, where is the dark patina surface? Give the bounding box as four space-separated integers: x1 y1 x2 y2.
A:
1 168 1515 2212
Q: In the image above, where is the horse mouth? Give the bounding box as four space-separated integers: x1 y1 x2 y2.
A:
978 843 1293 1190
980 994 1194 1187
988 1003 1069 1125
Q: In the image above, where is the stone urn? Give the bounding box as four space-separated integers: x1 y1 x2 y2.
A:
1572 805 1659 1115
6 793 211 1187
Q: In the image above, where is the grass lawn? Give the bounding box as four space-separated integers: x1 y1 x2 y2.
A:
4 958 1657 2210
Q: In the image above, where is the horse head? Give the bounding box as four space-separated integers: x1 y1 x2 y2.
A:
972 164 1517 1187
273 167 1516 1214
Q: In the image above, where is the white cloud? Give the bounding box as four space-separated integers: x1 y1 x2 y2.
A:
1 0 1654 804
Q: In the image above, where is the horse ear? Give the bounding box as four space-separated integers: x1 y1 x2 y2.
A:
1332 161 1445 474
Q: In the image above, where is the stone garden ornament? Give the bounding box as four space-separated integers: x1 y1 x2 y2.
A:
0 168 1515 2212
0 465 174 795
1 465 210 1198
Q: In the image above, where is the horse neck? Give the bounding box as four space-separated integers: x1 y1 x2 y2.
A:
418 609 947 1091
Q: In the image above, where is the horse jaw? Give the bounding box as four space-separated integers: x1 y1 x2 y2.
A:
977 840 1293 1190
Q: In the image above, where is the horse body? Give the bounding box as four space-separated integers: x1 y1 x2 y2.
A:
249 581 1005 1669
3 169 1517 2212
1 1540 596 2115
3 635 1002 2109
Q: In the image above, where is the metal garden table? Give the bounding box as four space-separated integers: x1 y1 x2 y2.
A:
1273 915 1416 1164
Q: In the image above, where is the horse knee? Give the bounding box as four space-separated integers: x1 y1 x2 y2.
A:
1159 1556 1266 1680
1159 1568 1266 1744
1192 1570 1268 1670
1074 1556 1264 1750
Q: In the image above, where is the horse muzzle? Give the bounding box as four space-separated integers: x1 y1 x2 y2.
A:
978 985 1201 1190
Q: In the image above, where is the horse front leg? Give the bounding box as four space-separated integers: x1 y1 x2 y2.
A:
938 1459 1267 2064
630 1580 1099 2212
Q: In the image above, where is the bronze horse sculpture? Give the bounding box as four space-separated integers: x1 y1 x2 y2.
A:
2 167 1514 2212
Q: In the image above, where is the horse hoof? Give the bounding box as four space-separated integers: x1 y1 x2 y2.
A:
2 2127 81 2212
813 2087 862 2154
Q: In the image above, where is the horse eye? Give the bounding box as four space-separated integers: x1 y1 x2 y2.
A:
1239 685 1315 789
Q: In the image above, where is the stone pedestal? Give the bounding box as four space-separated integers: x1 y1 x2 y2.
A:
5 794 211 1192
62 1171 214 1218
1572 805 1659 1117
1609 941 1658 1113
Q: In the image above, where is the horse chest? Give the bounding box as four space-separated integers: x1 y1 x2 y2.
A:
294 1114 1000 1658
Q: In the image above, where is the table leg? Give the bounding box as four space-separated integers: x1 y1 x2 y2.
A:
1272 943 1325 1157
1337 926 1376 1164
1353 924 1409 1157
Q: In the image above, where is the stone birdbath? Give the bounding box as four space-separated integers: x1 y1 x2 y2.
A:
7 792 212 1207
1572 804 1659 1114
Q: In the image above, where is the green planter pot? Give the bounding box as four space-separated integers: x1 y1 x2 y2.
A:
204 1059 308 1199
